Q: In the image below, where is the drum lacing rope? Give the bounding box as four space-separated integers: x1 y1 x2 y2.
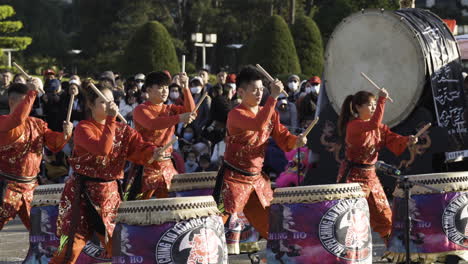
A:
172 176 216 184
118 201 217 214
34 187 63 196
406 176 468 186
274 186 363 198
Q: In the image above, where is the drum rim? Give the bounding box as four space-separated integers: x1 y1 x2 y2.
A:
272 183 366 205
274 182 362 193
169 172 217 192
393 171 468 197
116 196 220 225
324 8 426 128
32 183 64 206
117 195 216 209
33 183 65 194
173 171 218 178
398 171 468 182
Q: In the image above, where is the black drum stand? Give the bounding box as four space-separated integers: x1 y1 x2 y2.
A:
385 173 440 264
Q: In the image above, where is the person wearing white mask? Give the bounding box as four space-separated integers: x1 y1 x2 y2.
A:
308 76 321 95
276 94 298 131
167 83 183 105
189 77 212 135
135 73 145 90
298 76 321 127
286 74 301 102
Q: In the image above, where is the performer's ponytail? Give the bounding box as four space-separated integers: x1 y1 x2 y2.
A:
338 91 376 139
338 95 355 138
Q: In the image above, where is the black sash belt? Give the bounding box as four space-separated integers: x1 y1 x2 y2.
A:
339 160 375 183
212 160 258 205
0 171 37 183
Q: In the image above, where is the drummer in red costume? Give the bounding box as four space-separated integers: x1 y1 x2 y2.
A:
214 65 307 239
337 89 417 242
0 80 71 231
133 71 196 199
50 82 164 263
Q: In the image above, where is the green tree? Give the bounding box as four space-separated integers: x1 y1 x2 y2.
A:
244 15 300 75
0 5 31 51
121 21 179 75
291 15 323 76
313 0 355 41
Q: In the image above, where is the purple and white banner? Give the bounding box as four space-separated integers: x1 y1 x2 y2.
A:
266 198 372 264
388 192 468 255
112 215 228 264
23 205 110 264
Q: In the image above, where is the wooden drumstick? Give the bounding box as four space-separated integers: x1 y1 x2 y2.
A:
415 123 431 138
148 136 178 164
302 117 319 138
360 72 394 103
13 62 45 94
88 83 127 124
64 93 75 140
255 64 289 97
183 92 208 128
181 55 186 73
66 94 75 123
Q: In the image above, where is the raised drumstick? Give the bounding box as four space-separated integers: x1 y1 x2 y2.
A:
181 55 186 73
13 62 45 94
302 117 319 138
66 94 75 123
148 136 178 164
255 64 289 97
415 123 431 138
360 72 394 103
64 93 75 140
183 92 208 128
88 83 127 124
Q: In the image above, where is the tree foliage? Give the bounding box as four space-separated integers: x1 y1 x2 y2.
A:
121 21 179 75
244 15 300 75
291 15 323 76
0 4 31 51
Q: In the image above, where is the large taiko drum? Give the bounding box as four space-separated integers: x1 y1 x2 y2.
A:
266 183 372 264
112 196 228 264
168 172 261 255
324 8 459 128
23 184 110 264
386 171 468 263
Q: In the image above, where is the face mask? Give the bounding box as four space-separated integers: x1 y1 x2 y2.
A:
305 86 313 94
190 86 202 94
137 82 143 89
170 91 179 100
312 84 320 94
227 83 236 90
183 132 193 141
288 82 298 91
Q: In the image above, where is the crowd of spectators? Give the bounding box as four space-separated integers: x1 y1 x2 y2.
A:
0 68 322 185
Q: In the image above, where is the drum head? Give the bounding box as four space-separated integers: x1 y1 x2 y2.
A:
324 9 426 127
